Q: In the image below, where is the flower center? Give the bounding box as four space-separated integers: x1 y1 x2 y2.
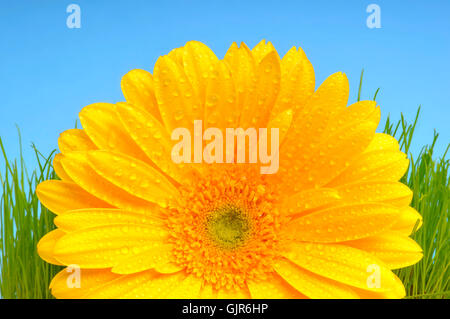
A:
206 205 250 249
166 165 286 290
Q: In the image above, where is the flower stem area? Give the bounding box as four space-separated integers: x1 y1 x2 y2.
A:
0 106 448 299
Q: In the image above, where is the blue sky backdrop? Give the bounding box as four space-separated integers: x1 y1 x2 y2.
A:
0 0 449 168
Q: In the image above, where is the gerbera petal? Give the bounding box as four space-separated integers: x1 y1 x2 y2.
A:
351 275 407 299
239 51 281 128
114 102 189 184
271 47 315 117
286 203 399 242
224 42 256 124
285 72 349 147
345 231 423 269
204 60 238 129
280 46 303 77
216 286 251 299
58 129 96 154
54 208 164 232
85 271 185 299
247 272 306 298
282 242 406 296
36 180 112 215
336 181 413 207
50 268 120 299
164 275 203 299
60 152 160 213
267 108 293 144
53 224 168 268
327 150 409 187
317 102 380 155
330 100 379 136
276 72 350 191
274 258 359 299
182 41 219 104
391 206 423 235
111 244 181 275
305 120 378 189
121 69 161 120
79 103 148 162
153 55 203 131
365 133 400 152
168 46 185 66
53 153 73 182
87 150 179 207
251 39 278 64
37 229 65 265
279 188 341 216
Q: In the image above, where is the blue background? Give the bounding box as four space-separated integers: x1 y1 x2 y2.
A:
0 0 449 168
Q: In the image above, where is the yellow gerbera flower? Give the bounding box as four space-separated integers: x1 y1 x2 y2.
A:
37 40 423 299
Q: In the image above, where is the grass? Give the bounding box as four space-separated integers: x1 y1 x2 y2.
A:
0 79 448 298
384 111 449 299
385 115 450 299
0 132 62 298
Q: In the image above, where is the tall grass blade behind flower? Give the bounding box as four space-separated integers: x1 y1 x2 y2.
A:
391 129 449 299
380 105 449 299
0 132 61 299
